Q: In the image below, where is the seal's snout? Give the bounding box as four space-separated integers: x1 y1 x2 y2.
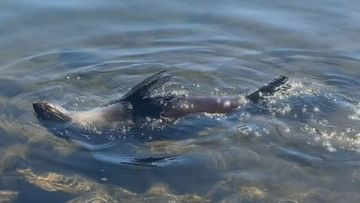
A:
33 101 71 123
33 102 47 116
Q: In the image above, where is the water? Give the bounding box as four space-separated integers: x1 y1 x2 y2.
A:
1 0 360 202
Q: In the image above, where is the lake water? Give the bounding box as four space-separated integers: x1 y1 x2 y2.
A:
1 0 360 202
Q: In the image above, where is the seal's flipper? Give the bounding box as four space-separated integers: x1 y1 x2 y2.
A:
246 75 288 103
119 71 174 105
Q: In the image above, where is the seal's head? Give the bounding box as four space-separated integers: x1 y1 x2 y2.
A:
33 101 71 123
33 101 135 142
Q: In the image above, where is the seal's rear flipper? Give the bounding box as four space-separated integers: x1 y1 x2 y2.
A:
118 70 174 106
246 75 288 103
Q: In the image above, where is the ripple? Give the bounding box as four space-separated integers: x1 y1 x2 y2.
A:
2 1 360 201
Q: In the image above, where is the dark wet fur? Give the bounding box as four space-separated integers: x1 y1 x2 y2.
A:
33 71 288 125
113 71 288 122
33 102 71 123
33 71 289 166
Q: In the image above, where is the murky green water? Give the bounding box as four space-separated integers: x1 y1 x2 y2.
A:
1 0 360 202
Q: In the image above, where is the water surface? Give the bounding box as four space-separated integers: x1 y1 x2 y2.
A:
1 0 360 202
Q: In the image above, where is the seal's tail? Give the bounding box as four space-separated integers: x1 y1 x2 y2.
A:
246 75 288 103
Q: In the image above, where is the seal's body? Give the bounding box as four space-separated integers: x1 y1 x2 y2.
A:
33 71 288 130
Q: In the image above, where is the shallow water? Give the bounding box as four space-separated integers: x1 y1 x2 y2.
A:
1 0 360 202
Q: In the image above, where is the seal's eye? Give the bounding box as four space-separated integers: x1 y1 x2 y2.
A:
33 102 71 123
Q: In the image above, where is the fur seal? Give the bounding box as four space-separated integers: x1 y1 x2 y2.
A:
33 71 288 132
